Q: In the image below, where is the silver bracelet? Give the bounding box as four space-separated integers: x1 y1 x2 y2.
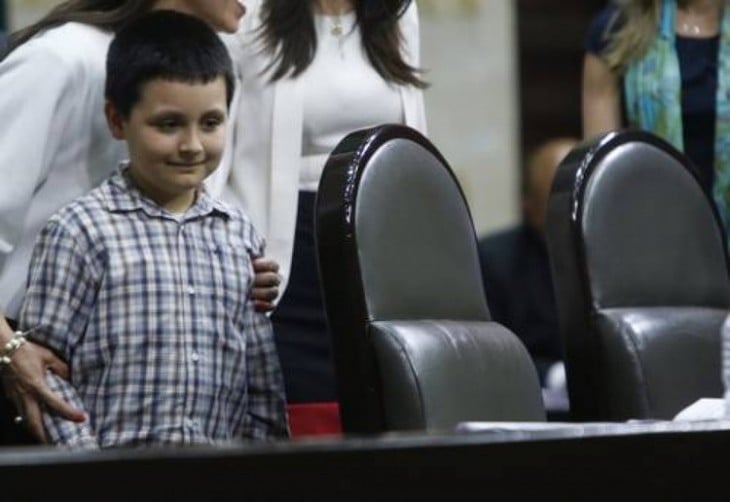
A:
0 331 28 367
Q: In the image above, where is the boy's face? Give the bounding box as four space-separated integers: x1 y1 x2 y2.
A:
106 76 228 212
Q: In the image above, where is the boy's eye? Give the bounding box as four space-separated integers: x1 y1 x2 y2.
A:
201 116 224 132
154 119 180 132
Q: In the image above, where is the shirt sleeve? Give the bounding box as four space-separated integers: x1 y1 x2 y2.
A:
0 42 82 275
400 0 427 135
41 371 99 450
239 218 289 440
586 5 622 56
400 1 421 69
20 217 100 358
241 301 289 440
20 216 101 447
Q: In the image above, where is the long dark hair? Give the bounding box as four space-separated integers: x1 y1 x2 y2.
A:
5 0 154 57
259 0 426 88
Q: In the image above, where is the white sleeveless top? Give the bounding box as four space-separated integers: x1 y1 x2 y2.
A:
298 12 404 191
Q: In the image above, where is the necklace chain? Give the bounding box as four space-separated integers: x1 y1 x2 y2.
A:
678 4 720 36
328 13 347 59
331 14 343 36
680 21 703 35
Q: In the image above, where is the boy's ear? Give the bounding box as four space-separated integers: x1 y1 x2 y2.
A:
104 100 126 140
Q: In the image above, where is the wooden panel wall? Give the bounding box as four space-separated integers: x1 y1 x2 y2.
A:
517 1 607 158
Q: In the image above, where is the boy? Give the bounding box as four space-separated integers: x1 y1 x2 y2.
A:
16 10 288 448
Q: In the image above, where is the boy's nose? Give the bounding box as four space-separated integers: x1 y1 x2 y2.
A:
179 129 204 156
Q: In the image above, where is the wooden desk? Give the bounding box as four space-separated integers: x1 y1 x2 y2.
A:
1 420 728 500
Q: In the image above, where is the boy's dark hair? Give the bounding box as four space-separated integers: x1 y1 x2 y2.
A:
105 10 234 118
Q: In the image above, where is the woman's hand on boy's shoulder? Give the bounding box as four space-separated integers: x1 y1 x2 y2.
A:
251 256 281 313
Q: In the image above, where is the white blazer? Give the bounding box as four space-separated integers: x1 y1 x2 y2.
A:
213 0 427 294
0 24 125 317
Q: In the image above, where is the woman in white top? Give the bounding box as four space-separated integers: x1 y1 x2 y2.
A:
0 0 282 445
217 0 427 435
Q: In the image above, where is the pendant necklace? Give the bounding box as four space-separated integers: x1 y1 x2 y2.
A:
330 12 346 59
331 13 344 37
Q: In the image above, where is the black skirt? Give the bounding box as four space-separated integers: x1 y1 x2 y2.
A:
271 191 336 404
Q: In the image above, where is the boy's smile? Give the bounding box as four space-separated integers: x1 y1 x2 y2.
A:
106 76 228 213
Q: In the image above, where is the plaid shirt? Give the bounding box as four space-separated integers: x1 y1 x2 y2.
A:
19 167 288 448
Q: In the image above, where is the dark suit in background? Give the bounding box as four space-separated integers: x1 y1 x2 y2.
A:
477 138 577 398
479 224 560 384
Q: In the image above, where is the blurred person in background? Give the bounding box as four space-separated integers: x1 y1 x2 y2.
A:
478 138 578 415
583 0 730 235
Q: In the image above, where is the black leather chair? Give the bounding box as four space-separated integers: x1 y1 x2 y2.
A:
315 124 545 434
546 129 730 421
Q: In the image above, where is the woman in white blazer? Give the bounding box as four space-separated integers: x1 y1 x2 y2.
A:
216 0 427 435
0 0 271 445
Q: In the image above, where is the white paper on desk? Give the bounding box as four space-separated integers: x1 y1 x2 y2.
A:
455 422 579 433
672 398 725 421
454 422 622 436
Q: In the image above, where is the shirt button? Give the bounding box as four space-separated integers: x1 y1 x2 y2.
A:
187 285 195 295
191 352 200 363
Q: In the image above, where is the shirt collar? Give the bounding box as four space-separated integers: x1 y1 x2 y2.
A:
102 162 232 221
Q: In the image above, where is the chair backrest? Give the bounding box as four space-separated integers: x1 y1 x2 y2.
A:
546 129 730 421
316 124 544 434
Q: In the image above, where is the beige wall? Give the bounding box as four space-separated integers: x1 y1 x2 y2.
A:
419 0 519 236
8 0 520 236
7 0 53 29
